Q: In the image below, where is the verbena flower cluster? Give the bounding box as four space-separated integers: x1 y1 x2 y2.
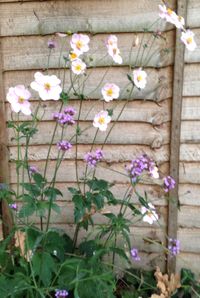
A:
53 107 76 126
55 289 69 298
168 238 180 256
84 149 104 167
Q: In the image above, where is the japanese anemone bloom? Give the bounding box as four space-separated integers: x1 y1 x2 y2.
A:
70 33 90 55
132 68 147 89
93 110 111 131
158 4 178 25
141 202 158 225
6 85 31 115
101 83 120 102
71 58 86 75
106 35 118 48
181 30 197 51
30 72 62 101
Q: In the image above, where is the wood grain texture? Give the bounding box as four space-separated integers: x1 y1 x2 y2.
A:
9 144 170 163
178 206 200 228
177 253 200 277
180 144 200 161
182 97 200 120
187 0 200 28
179 184 200 205
6 98 171 124
181 121 200 143
7 121 170 147
9 160 169 183
167 0 187 274
0 0 175 36
1 32 174 70
178 228 200 252
183 64 200 96
3 67 173 101
179 162 200 184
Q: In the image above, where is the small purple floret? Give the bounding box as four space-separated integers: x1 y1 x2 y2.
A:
163 176 175 192
9 203 17 211
55 289 69 298
57 140 72 151
48 39 57 49
52 108 76 126
130 248 140 261
84 149 103 167
64 106 76 116
29 166 38 175
168 238 180 256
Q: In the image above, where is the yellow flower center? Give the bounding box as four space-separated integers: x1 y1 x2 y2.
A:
147 210 153 218
98 117 105 125
18 96 25 104
167 8 173 15
137 75 143 82
44 83 51 91
178 16 183 22
76 40 83 50
106 88 113 96
186 37 193 44
75 64 82 71
70 52 78 60
113 48 117 55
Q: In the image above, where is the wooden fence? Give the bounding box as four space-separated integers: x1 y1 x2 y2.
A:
0 0 199 276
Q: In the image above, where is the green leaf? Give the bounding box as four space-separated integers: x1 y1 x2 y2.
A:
18 203 35 218
32 252 56 286
32 173 46 188
44 186 63 201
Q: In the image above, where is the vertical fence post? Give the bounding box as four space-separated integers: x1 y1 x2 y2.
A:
167 0 187 274
0 38 13 237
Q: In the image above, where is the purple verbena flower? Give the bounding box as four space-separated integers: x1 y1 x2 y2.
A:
126 154 157 182
168 238 180 256
9 203 17 211
29 166 38 175
163 176 175 192
64 106 76 116
53 111 75 126
57 140 72 151
48 39 57 49
130 248 140 261
84 149 103 167
53 112 63 121
55 289 69 298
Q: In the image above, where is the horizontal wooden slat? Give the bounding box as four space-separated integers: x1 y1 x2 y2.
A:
181 97 200 120
179 184 200 206
4 67 173 101
9 160 169 183
183 64 200 97
178 228 200 252
179 162 200 184
176 252 200 276
9 144 169 162
181 121 200 143
178 206 200 228
11 182 168 206
180 144 200 161
6 98 171 124
187 0 200 28
2 32 174 70
0 0 175 36
8 121 170 147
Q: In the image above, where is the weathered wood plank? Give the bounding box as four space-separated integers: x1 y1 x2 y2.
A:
7 121 170 147
11 182 168 206
182 97 200 120
179 184 200 206
6 98 171 124
177 253 200 277
167 0 186 274
9 143 169 162
180 144 200 161
178 205 200 228
183 64 200 96
9 159 169 183
187 0 200 29
4 67 173 101
178 228 200 252
1 32 174 70
179 162 200 184
181 121 200 143
0 0 175 36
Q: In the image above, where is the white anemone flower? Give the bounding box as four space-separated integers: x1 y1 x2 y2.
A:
158 4 178 25
141 203 158 225
30 72 62 101
70 33 90 55
101 83 120 102
181 30 197 51
6 85 32 115
93 110 111 131
71 58 86 75
132 68 147 89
